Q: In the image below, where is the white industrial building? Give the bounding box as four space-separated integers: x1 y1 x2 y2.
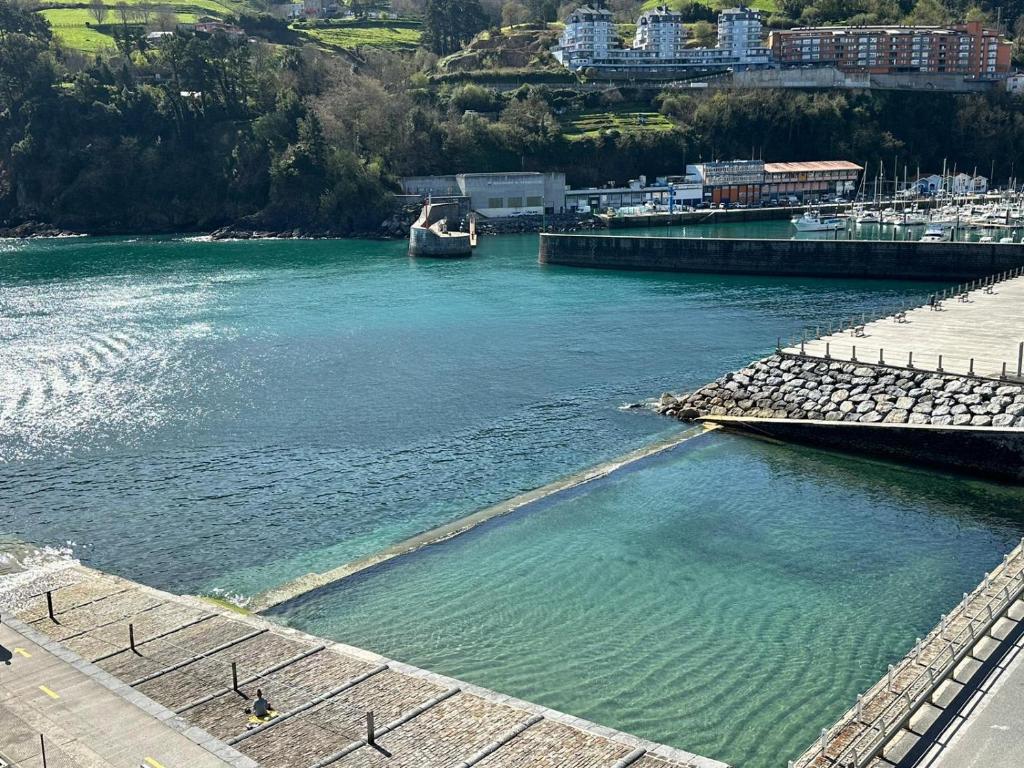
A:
553 5 770 74
400 173 568 217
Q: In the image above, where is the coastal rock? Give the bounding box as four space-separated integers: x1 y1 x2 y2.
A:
930 414 953 426
970 414 993 426
883 409 909 423
992 413 1016 427
908 412 929 424
860 410 883 423
894 396 916 411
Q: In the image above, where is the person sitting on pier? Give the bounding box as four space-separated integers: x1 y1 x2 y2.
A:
245 688 276 726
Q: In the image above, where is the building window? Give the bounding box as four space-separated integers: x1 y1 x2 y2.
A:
526 196 543 207
488 197 503 208
507 197 524 208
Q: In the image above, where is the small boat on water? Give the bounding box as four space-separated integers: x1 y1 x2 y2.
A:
853 208 881 225
920 223 951 243
792 210 846 232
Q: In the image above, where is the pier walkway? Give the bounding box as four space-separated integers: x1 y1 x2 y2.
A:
0 620 239 768
3 564 726 768
784 270 1024 380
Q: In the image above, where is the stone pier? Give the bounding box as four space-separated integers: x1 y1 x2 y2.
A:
658 272 1024 481
2 564 727 768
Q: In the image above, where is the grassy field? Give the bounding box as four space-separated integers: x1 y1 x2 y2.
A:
561 107 676 140
37 0 253 52
640 0 779 13
294 19 422 51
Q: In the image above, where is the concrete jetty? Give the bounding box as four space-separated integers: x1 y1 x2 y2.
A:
786 271 1024 379
659 272 1024 480
790 537 1024 768
538 233 1024 281
3 564 727 768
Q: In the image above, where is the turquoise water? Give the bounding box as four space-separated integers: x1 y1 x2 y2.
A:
271 433 1024 768
0 233 941 597
2 232 1020 766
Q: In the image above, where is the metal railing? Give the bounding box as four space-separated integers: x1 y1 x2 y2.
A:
793 537 1024 768
776 266 1024 382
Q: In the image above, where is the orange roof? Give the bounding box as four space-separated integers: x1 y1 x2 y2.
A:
764 161 863 173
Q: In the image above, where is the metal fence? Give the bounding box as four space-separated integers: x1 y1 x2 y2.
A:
793 537 1024 768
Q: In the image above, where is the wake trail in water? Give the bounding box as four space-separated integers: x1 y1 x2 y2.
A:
252 424 721 613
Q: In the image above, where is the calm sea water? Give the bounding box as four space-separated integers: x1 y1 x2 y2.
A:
2 229 1020 766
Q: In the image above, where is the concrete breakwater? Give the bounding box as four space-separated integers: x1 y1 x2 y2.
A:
657 355 1024 481
659 355 1024 428
538 233 1024 281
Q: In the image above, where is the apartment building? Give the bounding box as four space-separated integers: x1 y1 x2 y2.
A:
769 22 1012 77
553 6 770 73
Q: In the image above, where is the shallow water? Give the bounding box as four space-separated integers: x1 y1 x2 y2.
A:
270 433 1024 768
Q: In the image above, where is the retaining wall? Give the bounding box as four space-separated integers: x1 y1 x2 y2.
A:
539 233 1024 281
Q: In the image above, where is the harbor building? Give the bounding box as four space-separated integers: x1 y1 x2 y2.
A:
564 174 703 212
769 22 1012 78
761 160 862 199
686 160 765 204
400 172 567 217
553 5 770 74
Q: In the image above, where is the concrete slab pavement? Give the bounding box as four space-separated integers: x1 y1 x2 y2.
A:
0 621 236 768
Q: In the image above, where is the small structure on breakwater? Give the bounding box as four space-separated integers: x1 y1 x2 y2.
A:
658 270 1024 481
539 233 1024 281
408 201 473 258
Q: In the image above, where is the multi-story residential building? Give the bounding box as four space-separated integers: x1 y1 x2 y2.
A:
553 6 616 71
769 22 1012 78
717 7 769 61
553 6 770 74
633 6 688 58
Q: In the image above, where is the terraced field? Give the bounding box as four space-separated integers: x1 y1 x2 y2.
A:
561 107 676 140
293 19 423 51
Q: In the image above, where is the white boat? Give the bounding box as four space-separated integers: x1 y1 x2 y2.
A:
854 209 881 224
792 211 846 232
920 223 951 243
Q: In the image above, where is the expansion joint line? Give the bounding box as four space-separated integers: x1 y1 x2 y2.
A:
30 585 133 622
453 713 544 768
45 600 166 644
610 747 648 767
175 644 327 714
129 628 268 687
92 614 216 663
228 663 390 746
308 686 461 768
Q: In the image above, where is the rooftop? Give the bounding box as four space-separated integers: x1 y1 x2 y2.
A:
764 161 863 173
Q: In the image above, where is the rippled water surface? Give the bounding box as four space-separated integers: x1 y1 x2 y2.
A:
272 434 1024 768
2 232 1021 767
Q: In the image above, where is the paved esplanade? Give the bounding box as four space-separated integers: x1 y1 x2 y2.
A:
4 565 726 768
0 621 238 768
925 603 1024 768
785 274 1024 379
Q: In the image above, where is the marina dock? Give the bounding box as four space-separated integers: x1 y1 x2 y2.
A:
3 565 726 768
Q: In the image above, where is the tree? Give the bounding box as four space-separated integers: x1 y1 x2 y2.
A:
422 0 487 55
502 1 529 27
90 0 108 25
904 0 950 25
691 20 715 47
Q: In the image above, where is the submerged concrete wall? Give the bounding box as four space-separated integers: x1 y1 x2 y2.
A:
702 415 1024 482
539 234 1024 281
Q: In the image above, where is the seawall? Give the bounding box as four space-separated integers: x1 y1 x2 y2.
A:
539 233 1024 281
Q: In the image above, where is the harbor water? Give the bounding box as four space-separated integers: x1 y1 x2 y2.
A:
3 231 1023 766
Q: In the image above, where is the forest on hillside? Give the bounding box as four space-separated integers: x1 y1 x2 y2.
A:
3 0 1024 235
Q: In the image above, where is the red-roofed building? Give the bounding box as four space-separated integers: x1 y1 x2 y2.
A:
762 160 862 200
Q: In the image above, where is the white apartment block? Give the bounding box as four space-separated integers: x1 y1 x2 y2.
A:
553 5 771 73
